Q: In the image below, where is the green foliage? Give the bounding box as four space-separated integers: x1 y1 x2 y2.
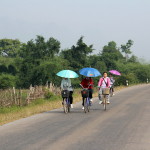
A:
0 39 23 57
100 41 123 70
20 36 60 60
121 40 134 61
121 40 133 54
115 73 138 86
61 36 94 69
0 36 150 89
0 74 16 89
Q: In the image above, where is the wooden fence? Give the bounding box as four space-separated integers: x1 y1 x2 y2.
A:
0 82 61 107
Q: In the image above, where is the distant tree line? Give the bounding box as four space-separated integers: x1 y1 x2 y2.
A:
0 36 150 89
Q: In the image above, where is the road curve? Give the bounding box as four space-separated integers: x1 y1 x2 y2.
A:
0 84 150 150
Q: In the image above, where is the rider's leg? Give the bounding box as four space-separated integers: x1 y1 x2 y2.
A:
69 91 73 108
88 89 93 102
69 91 73 104
106 94 110 104
82 98 84 109
62 98 64 105
99 88 103 104
112 87 115 95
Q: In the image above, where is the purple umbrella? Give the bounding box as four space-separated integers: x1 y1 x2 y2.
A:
109 70 121 76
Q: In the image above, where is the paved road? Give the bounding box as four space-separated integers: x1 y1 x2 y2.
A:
0 84 150 150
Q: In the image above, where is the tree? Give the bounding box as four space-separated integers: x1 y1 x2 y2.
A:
100 41 123 70
121 40 133 61
20 36 60 60
128 55 138 63
0 39 23 57
61 36 94 69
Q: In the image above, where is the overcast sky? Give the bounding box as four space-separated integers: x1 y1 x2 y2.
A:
0 0 150 61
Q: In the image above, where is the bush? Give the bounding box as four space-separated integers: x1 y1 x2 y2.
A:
0 74 16 89
115 73 138 86
44 90 54 99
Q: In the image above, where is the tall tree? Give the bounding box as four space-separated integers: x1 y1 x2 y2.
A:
61 36 94 69
17 36 61 87
100 41 123 70
121 39 133 61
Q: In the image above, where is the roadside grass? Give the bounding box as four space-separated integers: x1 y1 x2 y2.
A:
0 85 126 125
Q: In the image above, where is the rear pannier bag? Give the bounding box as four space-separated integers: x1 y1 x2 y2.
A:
61 90 70 98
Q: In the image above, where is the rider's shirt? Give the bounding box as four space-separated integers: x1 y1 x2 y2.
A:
101 77 109 88
110 77 115 86
98 77 110 88
80 78 94 89
61 78 73 91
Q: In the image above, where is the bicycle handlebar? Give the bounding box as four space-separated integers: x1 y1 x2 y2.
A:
80 84 92 89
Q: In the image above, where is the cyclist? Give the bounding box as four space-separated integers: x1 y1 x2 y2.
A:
61 78 74 108
98 72 110 104
80 77 94 109
109 74 115 96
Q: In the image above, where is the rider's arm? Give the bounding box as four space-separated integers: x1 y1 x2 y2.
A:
61 80 64 90
107 77 111 88
80 84 84 89
98 78 102 87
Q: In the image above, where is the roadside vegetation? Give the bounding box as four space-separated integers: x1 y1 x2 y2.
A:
0 36 150 125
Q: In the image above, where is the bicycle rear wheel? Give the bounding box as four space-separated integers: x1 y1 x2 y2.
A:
103 95 107 111
63 98 68 114
84 98 88 113
110 88 113 97
68 103 70 113
87 98 90 112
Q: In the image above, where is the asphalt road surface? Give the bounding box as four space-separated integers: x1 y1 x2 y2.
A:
0 84 150 150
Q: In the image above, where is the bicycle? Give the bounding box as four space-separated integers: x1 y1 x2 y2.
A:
80 84 92 113
99 88 110 111
61 90 71 114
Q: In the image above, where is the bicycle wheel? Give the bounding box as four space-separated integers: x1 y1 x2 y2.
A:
110 88 113 97
87 98 90 112
84 98 88 113
103 95 107 111
63 98 68 114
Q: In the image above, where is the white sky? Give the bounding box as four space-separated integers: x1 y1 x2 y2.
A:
0 0 150 61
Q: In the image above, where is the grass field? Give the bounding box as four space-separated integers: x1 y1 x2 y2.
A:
0 86 126 125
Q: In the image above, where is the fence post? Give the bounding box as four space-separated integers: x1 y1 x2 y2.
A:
18 89 22 106
45 81 48 89
13 87 17 105
126 80 129 86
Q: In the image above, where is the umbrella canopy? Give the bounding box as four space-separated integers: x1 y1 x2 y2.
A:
79 67 101 77
56 70 79 78
109 70 121 76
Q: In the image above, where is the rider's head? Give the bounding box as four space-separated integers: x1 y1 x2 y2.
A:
86 77 90 80
109 73 112 77
103 72 107 78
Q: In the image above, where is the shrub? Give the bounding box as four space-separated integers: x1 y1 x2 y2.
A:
0 74 16 89
44 90 54 99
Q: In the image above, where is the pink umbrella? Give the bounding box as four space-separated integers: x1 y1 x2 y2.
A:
109 70 121 76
